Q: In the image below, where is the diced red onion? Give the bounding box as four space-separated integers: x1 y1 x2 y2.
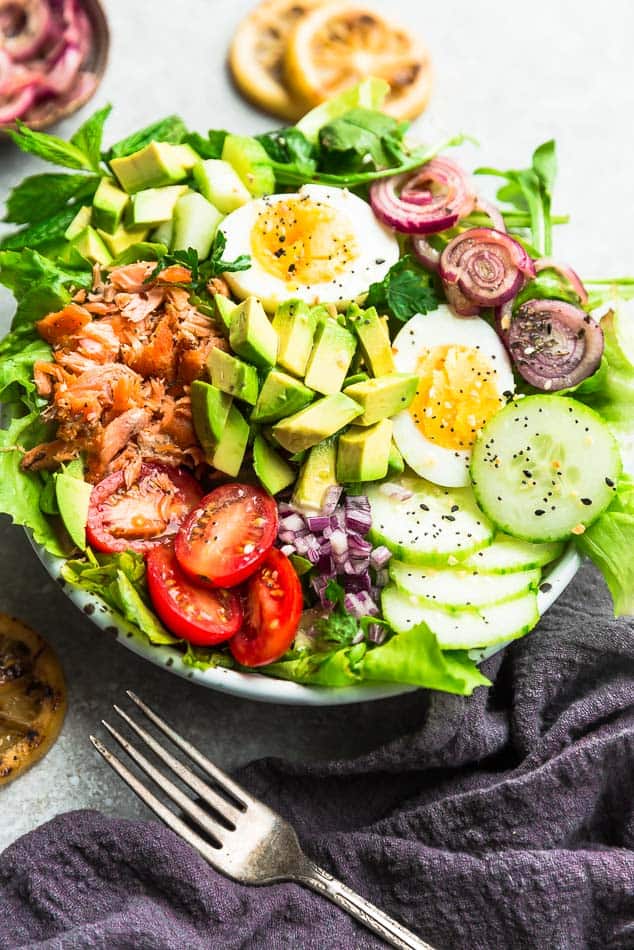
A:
534 258 589 306
330 529 348 556
319 539 332 556
280 544 295 558
379 482 413 501
367 623 387 644
351 629 365 645
370 157 476 235
317 554 334 576
278 530 298 545
280 513 306 533
321 485 343 516
344 495 371 511
411 235 440 272
370 545 392 570
344 591 380 619
348 534 373 557
344 573 372 593
345 510 372 535
440 228 536 310
307 514 330 533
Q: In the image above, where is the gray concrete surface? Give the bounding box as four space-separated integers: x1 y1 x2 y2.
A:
1 0 633 851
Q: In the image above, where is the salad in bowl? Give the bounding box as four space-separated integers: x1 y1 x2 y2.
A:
1 79 632 701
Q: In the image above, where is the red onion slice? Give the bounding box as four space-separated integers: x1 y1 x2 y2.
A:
370 157 476 235
440 228 536 309
507 299 604 391
0 82 36 122
474 197 506 232
411 235 440 272
0 0 52 62
534 258 589 305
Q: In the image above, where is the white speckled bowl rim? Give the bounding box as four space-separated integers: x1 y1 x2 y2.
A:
30 535 580 705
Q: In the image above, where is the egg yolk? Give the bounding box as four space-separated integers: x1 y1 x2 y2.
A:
409 344 503 450
251 197 358 285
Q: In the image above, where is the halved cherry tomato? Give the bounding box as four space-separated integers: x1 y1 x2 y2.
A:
175 483 278 588
146 545 243 646
229 548 302 667
86 463 203 554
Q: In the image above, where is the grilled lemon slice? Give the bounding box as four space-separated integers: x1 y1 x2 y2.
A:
229 0 322 121
284 2 433 120
0 615 66 785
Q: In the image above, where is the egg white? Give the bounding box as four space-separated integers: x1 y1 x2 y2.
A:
392 305 515 487
219 184 400 312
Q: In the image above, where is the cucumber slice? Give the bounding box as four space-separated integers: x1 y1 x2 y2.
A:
381 584 539 649
389 561 540 608
366 475 494 566
462 534 564 574
471 395 621 542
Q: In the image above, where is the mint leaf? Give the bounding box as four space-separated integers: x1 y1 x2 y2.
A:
10 121 95 171
107 115 188 160
70 104 112 172
1 206 79 250
4 173 99 225
366 255 438 322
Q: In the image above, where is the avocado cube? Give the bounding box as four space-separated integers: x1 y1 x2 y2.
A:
291 438 338 513
55 470 92 550
336 419 393 483
253 434 295 495
221 134 275 197
72 226 112 266
304 317 357 395
213 294 238 334
131 185 188 226
251 369 314 424
172 192 223 260
271 300 318 378
64 205 92 241
343 374 418 426
349 305 395 377
211 404 249 477
230 297 278 368
110 141 192 194
169 144 199 170
387 440 405 476
272 393 362 454
194 158 251 213
207 348 259 406
190 380 232 459
98 224 150 258
92 178 129 234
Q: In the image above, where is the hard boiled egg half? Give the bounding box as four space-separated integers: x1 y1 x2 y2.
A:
392 306 515 487
219 184 399 311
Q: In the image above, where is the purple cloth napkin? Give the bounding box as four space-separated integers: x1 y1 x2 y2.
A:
1 561 633 949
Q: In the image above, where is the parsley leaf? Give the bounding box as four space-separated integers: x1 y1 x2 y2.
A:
9 121 96 171
184 129 228 159
4 173 99 225
70 104 112 172
147 235 250 290
106 115 188 160
366 255 439 322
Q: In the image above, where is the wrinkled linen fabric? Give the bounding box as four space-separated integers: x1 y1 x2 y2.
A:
1 562 633 950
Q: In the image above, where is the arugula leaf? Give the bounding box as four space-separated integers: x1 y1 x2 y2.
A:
4 173 99 225
147 235 250 290
106 115 188 160
365 255 438 322
9 121 96 171
183 129 227 159
70 104 112 173
317 108 408 174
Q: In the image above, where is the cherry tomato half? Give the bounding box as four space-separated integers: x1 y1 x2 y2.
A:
86 463 203 554
174 483 278 588
229 548 302 667
147 545 243 646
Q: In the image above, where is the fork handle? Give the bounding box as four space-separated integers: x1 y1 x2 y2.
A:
299 862 435 950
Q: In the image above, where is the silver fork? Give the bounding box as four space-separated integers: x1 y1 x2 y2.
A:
91 691 435 950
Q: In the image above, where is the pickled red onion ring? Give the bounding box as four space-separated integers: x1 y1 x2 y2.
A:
370 157 476 235
440 227 535 309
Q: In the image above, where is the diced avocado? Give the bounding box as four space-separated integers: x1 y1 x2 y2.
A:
343 374 418 426
193 159 251 213
251 369 314 424
271 300 318 378
168 144 199 170
337 419 393 483
55 469 92 551
252 434 295 495
349 305 395 377
98 224 150 257
304 317 357 395
190 380 232 458
292 438 338 512
221 134 275 197
387 440 405 476
110 141 192 194
131 185 188 226
272 393 362 454
207 348 259 406
214 294 238 333
72 226 112 266
92 178 129 234
211 404 249 476
343 372 369 388
152 218 174 247
230 296 278 368
64 205 92 241
172 192 223 259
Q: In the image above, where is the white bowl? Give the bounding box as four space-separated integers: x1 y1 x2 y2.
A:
31 537 580 706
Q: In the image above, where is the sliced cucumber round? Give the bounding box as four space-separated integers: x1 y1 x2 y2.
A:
462 534 564 574
470 395 621 542
366 475 494 566
389 561 540 608
381 584 539 650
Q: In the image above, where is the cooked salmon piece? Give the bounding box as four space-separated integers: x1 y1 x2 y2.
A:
37 304 91 344
99 408 152 466
158 265 192 284
21 440 78 471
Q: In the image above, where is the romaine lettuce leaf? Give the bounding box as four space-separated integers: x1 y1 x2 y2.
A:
0 334 51 407
576 475 634 616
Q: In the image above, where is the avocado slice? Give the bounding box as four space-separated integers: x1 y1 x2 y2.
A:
387 440 405 476
207 348 259 406
190 380 232 459
92 178 129 234
291 438 338 513
229 297 278 368
211 404 249 477
337 419 393 483
272 393 362 454
349 305 395 377
214 294 238 334
110 141 192 194
64 205 92 241
131 185 188 226
194 158 251 213
55 466 92 551
98 224 150 258
271 300 318 378
251 369 314 424
252 434 295 495
343 374 418 426
72 226 112 266
168 144 199 171
221 134 275 197
172 192 223 259
304 316 357 395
